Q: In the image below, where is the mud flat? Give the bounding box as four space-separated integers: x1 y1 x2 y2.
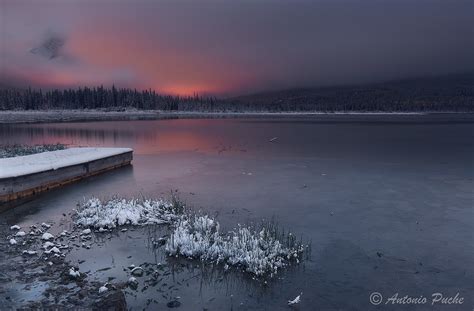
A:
0 148 133 205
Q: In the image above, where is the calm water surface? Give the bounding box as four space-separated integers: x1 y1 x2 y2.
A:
1 115 473 310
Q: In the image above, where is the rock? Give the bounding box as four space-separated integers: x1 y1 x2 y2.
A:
167 300 181 308
98 285 108 294
41 233 54 240
43 241 55 249
81 229 91 235
15 231 26 237
128 277 138 289
9 238 17 245
69 268 80 278
45 247 61 254
10 225 20 230
22 250 37 255
93 290 127 311
41 223 51 229
131 267 144 276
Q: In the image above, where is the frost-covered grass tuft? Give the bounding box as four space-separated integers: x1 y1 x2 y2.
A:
74 196 184 229
0 143 66 158
166 215 305 276
74 195 306 277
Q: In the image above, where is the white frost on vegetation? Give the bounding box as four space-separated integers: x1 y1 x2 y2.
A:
74 197 305 277
75 197 181 228
165 215 304 276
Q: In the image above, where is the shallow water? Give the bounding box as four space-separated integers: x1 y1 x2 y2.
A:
1 115 473 310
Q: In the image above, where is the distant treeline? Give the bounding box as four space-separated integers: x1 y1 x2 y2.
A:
0 86 218 111
1 74 473 112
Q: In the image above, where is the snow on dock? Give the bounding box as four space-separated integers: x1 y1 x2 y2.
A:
0 147 133 203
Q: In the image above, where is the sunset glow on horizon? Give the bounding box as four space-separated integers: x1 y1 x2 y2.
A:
1 0 472 96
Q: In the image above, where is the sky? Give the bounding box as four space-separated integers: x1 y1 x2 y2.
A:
1 0 473 96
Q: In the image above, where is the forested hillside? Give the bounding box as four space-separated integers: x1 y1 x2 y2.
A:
1 74 473 112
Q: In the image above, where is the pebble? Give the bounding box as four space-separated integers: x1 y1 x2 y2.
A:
43 242 55 249
98 285 108 294
45 247 61 254
131 267 144 276
69 268 81 278
41 233 54 240
167 300 181 308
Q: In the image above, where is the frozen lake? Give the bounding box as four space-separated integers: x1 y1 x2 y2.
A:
1 114 473 310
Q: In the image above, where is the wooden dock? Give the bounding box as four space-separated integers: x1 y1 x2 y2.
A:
0 148 133 204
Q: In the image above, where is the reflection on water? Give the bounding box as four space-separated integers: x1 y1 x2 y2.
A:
1 115 473 310
2 116 474 163
0 120 226 155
